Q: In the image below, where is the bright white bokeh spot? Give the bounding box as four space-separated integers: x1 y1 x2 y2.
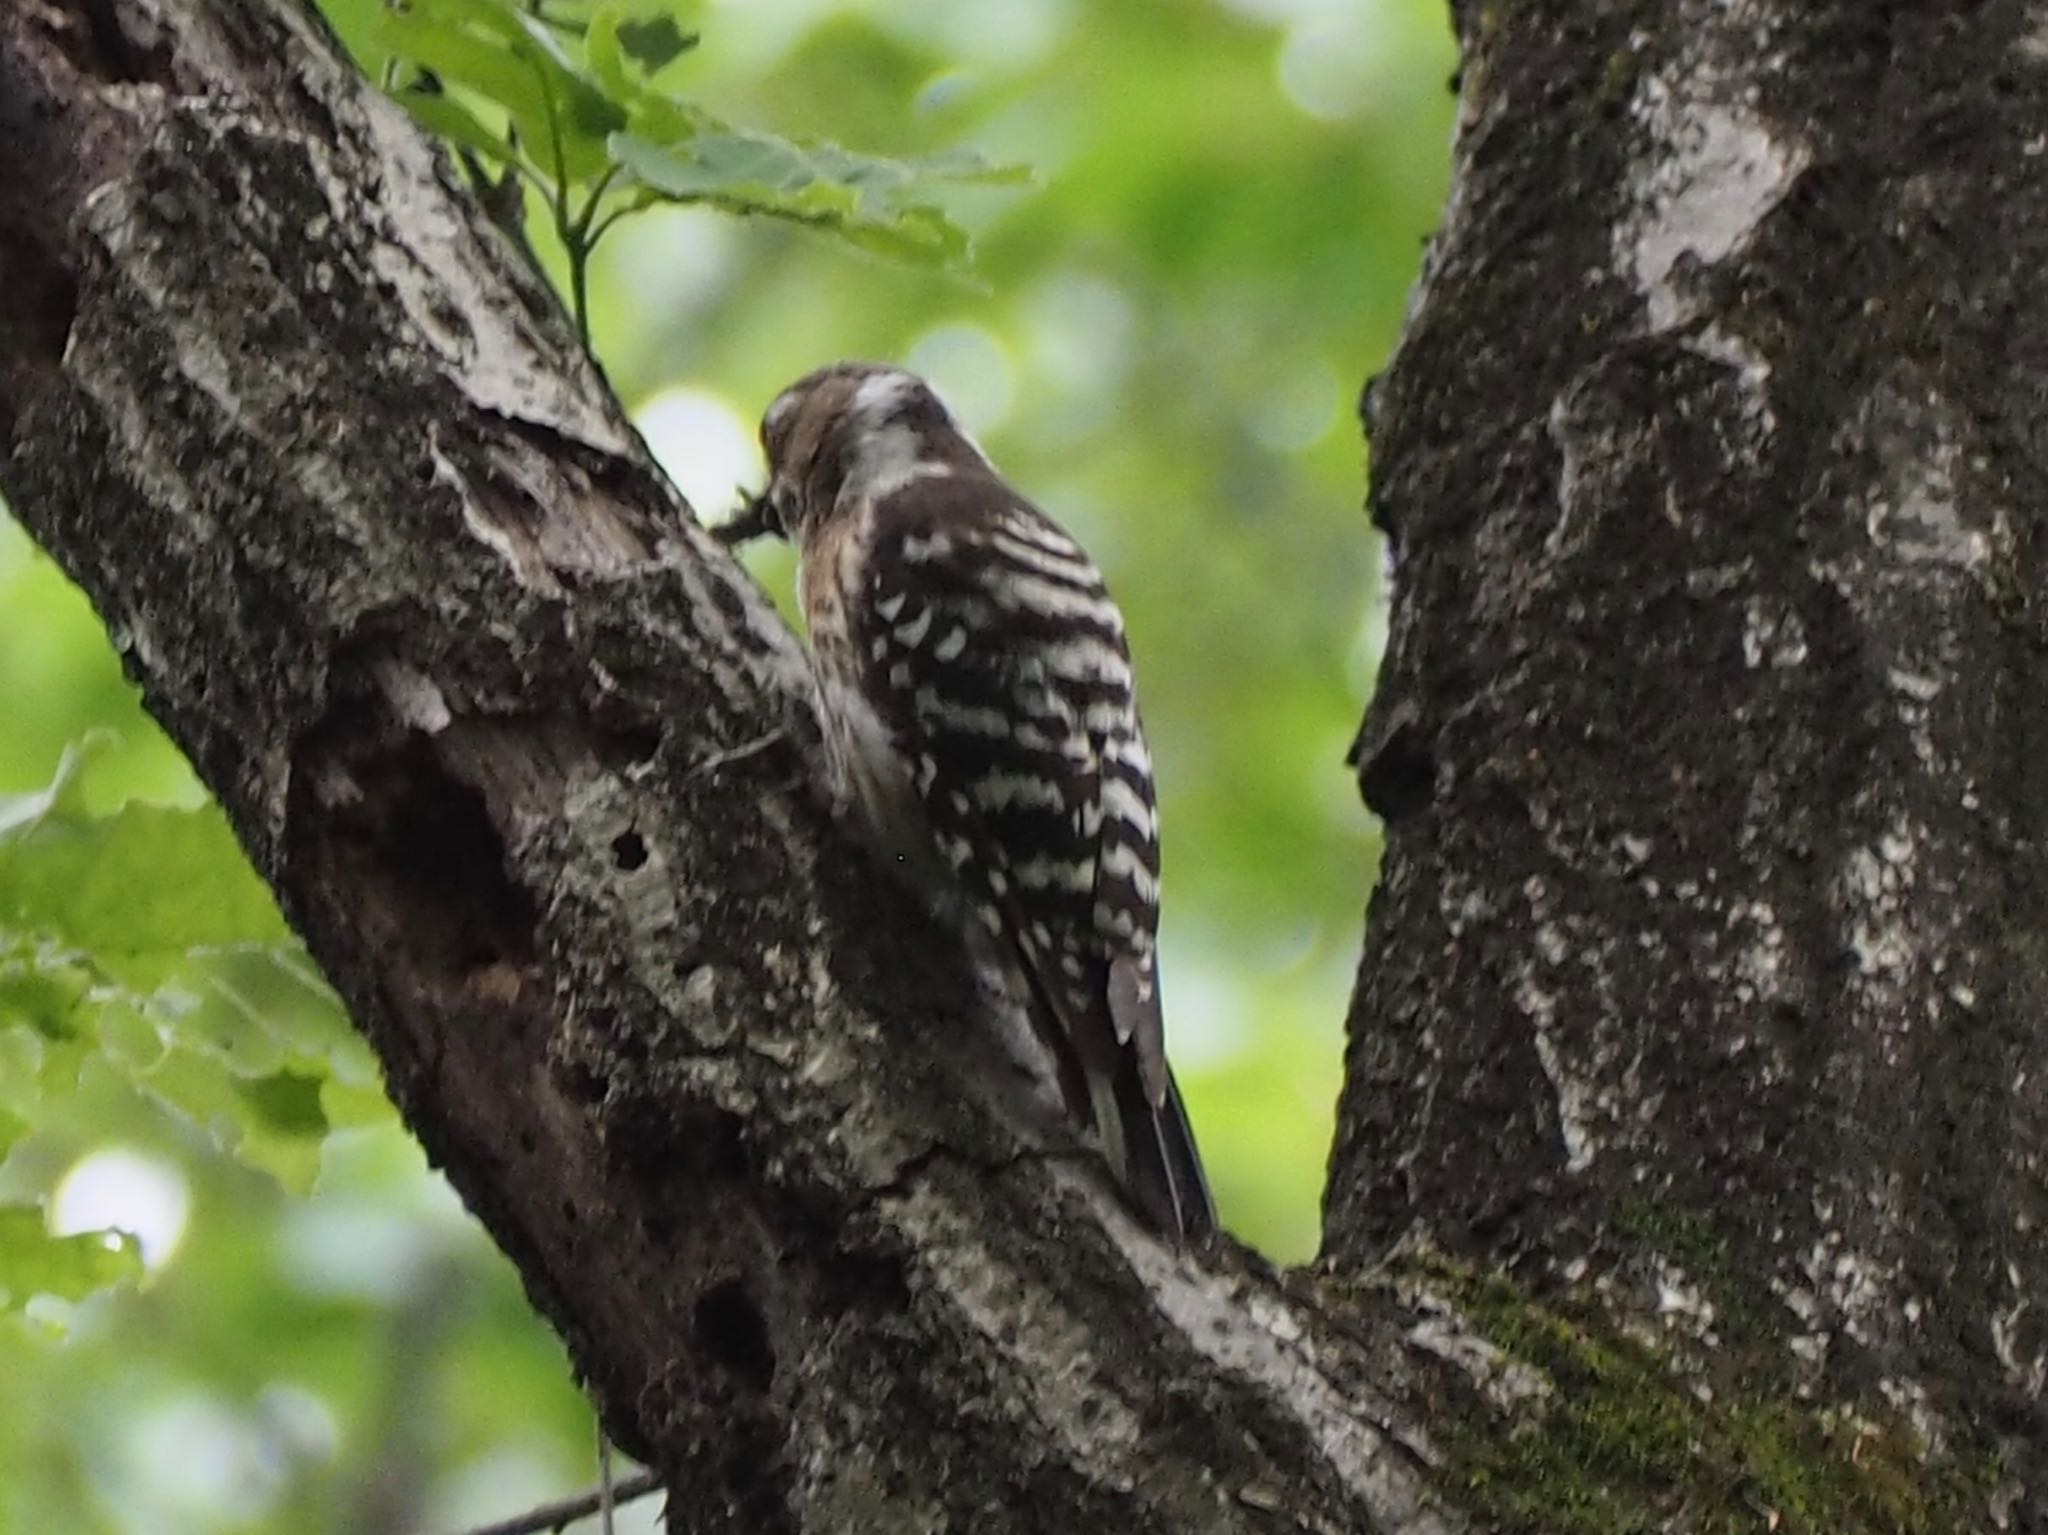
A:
635 388 765 525
128 1393 273 1527
905 324 1016 437
1278 16 1401 122
50 1146 190 1269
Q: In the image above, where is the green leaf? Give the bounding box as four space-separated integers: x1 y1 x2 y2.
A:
869 144 1034 188
586 2 697 97
96 997 164 1074
320 1073 398 1131
0 1026 40 1118
507 11 629 151
0 747 372 1193
0 992 91 1106
607 123 1013 266
0 798 288 986
0 1207 141 1311
236 1069 329 1138
612 125 804 200
0 944 92 1041
377 5 621 185
615 14 694 70
377 14 550 132
184 947 362 1077
0 733 108 839
396 86 521 167
0 932 363 1194
123 1043 323 1193
363 1 1020 276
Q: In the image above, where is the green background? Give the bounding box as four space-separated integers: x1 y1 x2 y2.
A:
0 1 1454 1529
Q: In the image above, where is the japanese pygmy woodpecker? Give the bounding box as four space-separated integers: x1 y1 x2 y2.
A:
744 362 1215 1244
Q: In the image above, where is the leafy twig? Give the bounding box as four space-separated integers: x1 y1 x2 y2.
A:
584 190 659 252
371 0 1020 349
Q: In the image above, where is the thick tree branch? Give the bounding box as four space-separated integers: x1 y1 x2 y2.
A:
5 0 2036 1527
0 2 1460 1531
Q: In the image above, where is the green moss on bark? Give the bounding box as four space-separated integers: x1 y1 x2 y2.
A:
1402 1254 2000 1534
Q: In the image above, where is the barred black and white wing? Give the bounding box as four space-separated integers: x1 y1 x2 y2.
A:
848 475 1214 1242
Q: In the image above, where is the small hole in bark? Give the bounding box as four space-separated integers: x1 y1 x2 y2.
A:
700 1113 750 1180
77 0 144 82
598 720 664 768
1358 722 1438 823
378 742 536 968
611 830 648 870
0 256 79 421
694 1279 775 1389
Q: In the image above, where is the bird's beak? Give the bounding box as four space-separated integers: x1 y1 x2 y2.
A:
716 485 784 547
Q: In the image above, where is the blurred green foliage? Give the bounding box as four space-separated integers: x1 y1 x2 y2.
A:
0 0 1454 1529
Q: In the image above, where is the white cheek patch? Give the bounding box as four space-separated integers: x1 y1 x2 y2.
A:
846 421 956 502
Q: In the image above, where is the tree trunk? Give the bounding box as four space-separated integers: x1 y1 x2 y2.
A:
0 0 2031 1530
1342 0 2044 1520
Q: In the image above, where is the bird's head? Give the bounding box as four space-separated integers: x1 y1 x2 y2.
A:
740 362 987 543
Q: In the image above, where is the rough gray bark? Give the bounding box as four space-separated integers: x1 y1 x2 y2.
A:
0 0 2032 1529
1343 0 2047 1521
0 3 1454 1532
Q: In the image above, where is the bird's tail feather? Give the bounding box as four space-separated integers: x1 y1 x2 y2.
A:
1106 1053 1216 1245
1003 934 1215 1245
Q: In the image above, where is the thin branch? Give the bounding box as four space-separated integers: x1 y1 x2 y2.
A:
569 162 623 243
584 191 659 253
434 1471 662 1535
527 67 588 346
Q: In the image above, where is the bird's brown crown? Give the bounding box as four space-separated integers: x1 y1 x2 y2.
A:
751 363 987 540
